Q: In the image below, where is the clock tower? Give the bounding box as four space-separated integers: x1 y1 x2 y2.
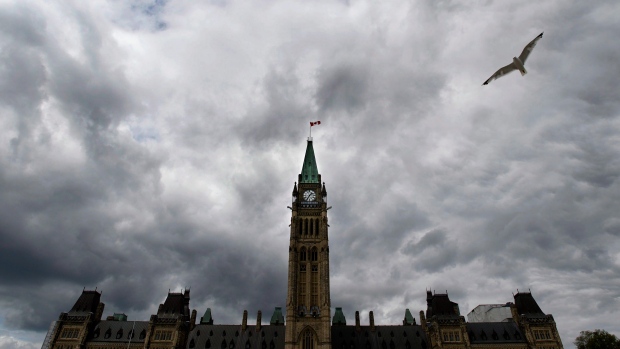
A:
285 137 331 349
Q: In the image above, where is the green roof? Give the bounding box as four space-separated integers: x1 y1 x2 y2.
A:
300 140 319 183
270 307 284 325
404 309 414 325
333 307 346 325
113 313 127 321
200 308 213 324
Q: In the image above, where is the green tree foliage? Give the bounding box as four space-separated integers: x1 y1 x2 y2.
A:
574 329 620 349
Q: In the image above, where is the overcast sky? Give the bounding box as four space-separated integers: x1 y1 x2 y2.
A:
1 1 619 348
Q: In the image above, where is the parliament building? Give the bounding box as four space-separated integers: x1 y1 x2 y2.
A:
42 138 564 349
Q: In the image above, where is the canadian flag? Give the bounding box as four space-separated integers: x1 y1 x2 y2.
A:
310 121 321 126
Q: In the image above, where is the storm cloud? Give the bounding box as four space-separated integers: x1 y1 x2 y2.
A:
1 1 619 349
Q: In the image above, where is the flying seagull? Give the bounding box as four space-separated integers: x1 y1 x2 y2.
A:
482 32 543 85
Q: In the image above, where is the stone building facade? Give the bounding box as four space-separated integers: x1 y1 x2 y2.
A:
42 138 564 349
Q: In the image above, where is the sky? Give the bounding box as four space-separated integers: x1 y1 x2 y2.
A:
0 1 619 348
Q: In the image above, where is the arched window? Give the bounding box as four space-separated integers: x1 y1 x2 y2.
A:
190 339 196 348
300 247 307 261
245 340 251 349
302 329 315 349
104 329 112 339
140 329 146 340
309 219 313 236
206 339 212 348
315 218 319 235
310 247 318 262
304 219 309 235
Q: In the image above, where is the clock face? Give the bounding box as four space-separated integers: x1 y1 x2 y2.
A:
303 190 316 201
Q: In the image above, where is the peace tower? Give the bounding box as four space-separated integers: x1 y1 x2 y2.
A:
285 137 331 349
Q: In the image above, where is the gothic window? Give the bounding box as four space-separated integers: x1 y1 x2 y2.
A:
300 248 307 261
206 339 212 348
503 330 510 340
93 328 100 338
235 331 239 337
105 329 112 339
309 219 313 235
304 219 308 235
190 339 196 348
128 329 134 339
197 330 201 337
302 329 315 349
245 340 251 349
405 340 411 349
140 329 146 340
310 248 318 261
315 218 319 235
230 339 235 349
223 331 227 337
442 330 461 342
116 328 123 339
221 340 227 349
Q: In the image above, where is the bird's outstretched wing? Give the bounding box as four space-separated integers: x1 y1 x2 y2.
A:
483 63 517 85
518 32 543 64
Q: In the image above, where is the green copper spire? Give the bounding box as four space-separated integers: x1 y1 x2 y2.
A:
332 307 346 325
300 139 319 183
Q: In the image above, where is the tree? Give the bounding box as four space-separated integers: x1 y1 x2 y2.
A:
574 329 620 349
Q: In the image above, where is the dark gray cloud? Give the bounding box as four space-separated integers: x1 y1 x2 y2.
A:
1 1 620 349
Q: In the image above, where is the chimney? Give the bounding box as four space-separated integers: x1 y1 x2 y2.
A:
242 310 248 331
355 311 360 331
190 310 197 331
95 302 105 322
369 311 375 332
256 311 262 332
